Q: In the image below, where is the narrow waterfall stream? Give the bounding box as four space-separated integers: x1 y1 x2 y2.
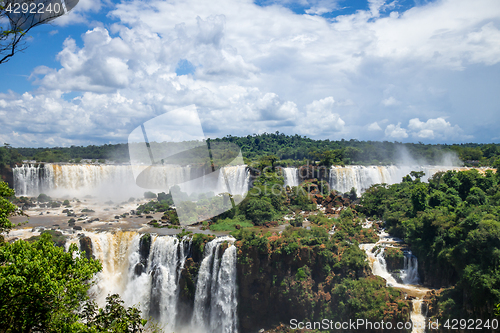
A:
410 299 427 333
360 230 430 333
68 231 238 333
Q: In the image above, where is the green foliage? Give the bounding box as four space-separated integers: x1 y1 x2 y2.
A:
79 294 149 332
27 230 68 247
18 133 500 166
0 146 22 168
143 191 157 199
359 169 500 319
411 182 428 214
239 171 286 225
37 193 51 202
0 181 21 234
0 233 101 332
209 217 253 231
295 266 310 281
34 150 71 163
290 215 303 227
289 186 316 211
332 276 406 322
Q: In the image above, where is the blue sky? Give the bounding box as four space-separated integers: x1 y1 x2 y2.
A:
1 0 499 147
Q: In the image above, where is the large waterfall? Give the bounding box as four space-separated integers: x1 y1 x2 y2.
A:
78 231 238 333
13 164 250 199
329 165 468 194
280 165 466 193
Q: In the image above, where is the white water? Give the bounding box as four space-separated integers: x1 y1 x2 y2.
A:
401 251 420 285
13 164 250 200
329 165 471 194
192 236 238 333
410 299 427 333
280 165 471 194
283 167 299 188
80 231 238 333
360 230 429 333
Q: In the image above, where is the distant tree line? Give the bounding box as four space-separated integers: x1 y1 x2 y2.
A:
3 132 500 166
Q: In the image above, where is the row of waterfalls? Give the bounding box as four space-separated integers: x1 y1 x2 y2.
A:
13 164 250 199
13 163 468 199
66 231 238 333
283 165 472 194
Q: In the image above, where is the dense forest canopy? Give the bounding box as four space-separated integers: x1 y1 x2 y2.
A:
2 133 500 167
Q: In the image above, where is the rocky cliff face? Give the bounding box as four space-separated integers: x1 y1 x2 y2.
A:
418 255 458 288
234 237 411 333
0 166 14 188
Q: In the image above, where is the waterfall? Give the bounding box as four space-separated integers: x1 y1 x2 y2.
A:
283 167 299 187
192 236 238 333
360 233 429 333
13 164 51 197
216 165 250 197
401 251 420 285
410 299 427 333
13 163 250 200
369 246 400 287
80 231 238 333
329 165 468 194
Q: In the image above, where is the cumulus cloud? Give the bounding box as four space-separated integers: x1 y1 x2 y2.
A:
2 0 500 145
299 97 345 136
385 122 408 139
382 117 471 141
407 117 469 140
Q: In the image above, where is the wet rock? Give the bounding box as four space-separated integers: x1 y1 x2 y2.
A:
73 226 82 230
79 236 93 260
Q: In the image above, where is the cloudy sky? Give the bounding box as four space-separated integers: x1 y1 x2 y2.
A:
1 0 499 147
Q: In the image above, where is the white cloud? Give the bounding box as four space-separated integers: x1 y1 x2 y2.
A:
299 97 345 136
407 117 469 140
368 122 382 131
385 122 408 139
381 117 471 141
2 0 500 145
381 96 399 106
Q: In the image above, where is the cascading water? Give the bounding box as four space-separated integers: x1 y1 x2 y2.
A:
401 251 420 285
13 164 51 197
283 167 299 188
360 230 429 333
216 165 250 197
329 165 471 194
13 164 250 200
192 236 238 333
410 299 427 333
79 231 238 333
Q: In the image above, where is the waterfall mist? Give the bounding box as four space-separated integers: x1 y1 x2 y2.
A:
13 164 250 202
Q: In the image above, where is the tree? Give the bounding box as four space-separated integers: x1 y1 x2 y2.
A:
411 182 428 214
0 180 22 234
0 181 155 332
410 171 425 181
1 0 78 64
0 233 102 332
